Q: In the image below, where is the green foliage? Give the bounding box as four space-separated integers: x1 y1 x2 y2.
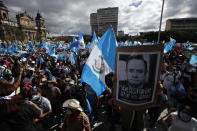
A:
140 30 197 43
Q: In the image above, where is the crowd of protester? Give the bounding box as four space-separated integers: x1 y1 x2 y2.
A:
0 40 197 131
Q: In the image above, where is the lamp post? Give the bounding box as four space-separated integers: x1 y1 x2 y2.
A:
157 0 165 44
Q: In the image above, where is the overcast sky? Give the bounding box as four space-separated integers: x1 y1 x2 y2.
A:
3 0 197 36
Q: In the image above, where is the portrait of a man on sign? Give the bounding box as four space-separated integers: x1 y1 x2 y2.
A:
115 46 162 107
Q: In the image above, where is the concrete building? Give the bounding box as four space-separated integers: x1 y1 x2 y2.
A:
165 18 197 31
118 30 124 37
0 1 46 41
90 13 98 35
90 7 118 35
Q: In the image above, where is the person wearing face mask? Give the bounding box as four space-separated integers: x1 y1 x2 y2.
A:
61 99 91 131
31 88 52 130
166 105 197 131
31 88 52 116
42 78 61 115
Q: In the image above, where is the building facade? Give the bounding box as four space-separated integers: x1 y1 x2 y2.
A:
0 1 46 41
118 30 124 37
90 7 118 35
165 18 197 31
90 13 98 35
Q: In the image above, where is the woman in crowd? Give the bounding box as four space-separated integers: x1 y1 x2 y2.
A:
61 99 91 131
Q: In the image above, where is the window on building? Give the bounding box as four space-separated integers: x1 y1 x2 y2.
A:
3 13 7 20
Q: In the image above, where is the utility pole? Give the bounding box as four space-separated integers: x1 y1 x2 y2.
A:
157 0 165 44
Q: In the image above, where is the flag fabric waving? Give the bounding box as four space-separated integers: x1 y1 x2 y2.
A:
41 40 47 49
70 41 79 49
81 28 117 96
164 38 176 53
91 31 98 44
78 32 85 49
89 32 98 51
48 47 56 56
189 55 197 65
72 36 77 43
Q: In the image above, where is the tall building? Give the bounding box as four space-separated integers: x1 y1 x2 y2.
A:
90 13 98 35
90 7 118 35
165 18 197 31
118 30 124 37
0 1 46 41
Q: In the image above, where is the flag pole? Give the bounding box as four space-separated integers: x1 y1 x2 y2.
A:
157 0 165 44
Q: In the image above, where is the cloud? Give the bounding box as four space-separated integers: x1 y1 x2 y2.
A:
3 0 197 35
129 0 143 8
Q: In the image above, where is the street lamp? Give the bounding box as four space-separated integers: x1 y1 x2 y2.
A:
157 0 165 44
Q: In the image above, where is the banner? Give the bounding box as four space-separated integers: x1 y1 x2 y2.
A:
114 44 163 109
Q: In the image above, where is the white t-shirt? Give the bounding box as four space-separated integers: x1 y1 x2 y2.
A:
168 112 197 131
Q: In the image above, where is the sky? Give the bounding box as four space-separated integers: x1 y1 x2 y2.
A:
3 0 197 36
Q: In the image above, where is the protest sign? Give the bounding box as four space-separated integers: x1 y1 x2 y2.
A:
113 44 163 109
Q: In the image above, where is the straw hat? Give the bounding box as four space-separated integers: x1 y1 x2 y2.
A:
62 99 83 112
48 78 57 83
65 77 71 82
69 80 75 85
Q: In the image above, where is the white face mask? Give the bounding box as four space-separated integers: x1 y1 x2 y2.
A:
48 84 53 88
179 112 192 122
32 95 40 101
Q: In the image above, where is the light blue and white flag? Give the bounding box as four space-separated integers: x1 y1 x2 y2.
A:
56 53 65 60
40 57 44 64
128 41 133 46
72 36 77 43
78 32 85 49
49 42 55 51
48 47 56 56
56 41 63 49
28 41 34 49
189 55 197 65
68 52 76 65
70 41 79 49
89 32 98 51
118 42 124 47
184 42 194 51
41 40 47 49
164 38 176 53
25 41 33 50
125 40 129 46
18 51 28 58
81 28 117 96
86 42 91 48
71 47 78 53
91 32 98 44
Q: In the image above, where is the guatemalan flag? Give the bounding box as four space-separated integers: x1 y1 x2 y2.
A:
89 31 98 51
164 38 176 54
189 55 197 65
78 32 85 49
81 28 117 96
